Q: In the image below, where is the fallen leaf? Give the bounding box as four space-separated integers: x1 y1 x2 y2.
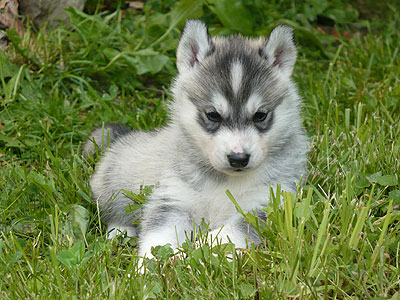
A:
129 1 144 9
0 0 25 36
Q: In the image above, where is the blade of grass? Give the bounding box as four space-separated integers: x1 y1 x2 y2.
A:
309 198 331 276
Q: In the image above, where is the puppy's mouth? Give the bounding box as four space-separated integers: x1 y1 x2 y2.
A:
221 166 251 176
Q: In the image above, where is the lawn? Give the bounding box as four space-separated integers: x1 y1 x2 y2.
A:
0 0 399 299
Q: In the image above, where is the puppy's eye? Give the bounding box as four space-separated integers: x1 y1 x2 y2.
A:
206 111 222 123
253 111 268 123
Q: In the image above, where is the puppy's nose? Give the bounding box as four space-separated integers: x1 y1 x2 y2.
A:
227 152 250 168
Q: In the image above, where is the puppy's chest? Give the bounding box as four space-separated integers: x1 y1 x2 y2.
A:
187 181 269 225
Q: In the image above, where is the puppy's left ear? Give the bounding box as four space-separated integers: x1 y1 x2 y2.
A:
176 19 214 73
260 25 297 78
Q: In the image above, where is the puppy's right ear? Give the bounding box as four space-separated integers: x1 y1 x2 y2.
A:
260 25 297 79
176 19 214 73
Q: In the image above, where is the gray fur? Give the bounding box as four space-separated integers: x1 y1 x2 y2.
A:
83 124 130 156
85 20 309 257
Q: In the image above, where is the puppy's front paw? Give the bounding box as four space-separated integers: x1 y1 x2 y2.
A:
208 225 247 249
106 224 137 239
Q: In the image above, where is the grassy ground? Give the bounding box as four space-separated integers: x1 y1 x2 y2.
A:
0 1 399 299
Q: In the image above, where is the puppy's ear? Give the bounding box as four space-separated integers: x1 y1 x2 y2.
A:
176 19 214 73
260 25 297 78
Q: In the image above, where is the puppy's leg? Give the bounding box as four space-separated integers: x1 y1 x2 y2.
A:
106 223 137 238
97 194 140 239
139 202 192 259
209 213 263 249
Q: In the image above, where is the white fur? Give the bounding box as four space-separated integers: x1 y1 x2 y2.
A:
107 224 137 239
230 61 243 96
212 92 230 117
245 93 264 114
139 220 188 258
209 224 248 249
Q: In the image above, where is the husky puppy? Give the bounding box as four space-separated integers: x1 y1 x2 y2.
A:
84 20 309 259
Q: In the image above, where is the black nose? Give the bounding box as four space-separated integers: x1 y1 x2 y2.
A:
227 153 250 168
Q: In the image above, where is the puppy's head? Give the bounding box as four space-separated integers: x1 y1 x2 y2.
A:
171 20 301 175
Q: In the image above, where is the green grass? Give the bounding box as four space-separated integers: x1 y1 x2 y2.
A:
1 1 400 298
